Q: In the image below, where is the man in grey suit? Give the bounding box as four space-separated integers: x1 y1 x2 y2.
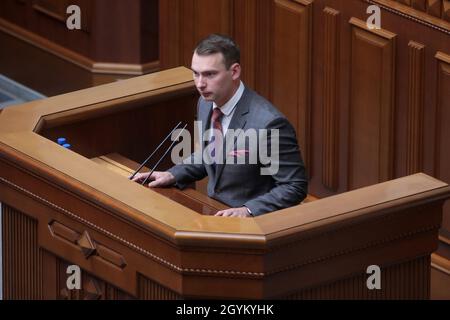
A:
133 34 307 217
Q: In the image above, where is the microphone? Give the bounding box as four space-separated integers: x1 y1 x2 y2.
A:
142 123 188 186
129 121 182 180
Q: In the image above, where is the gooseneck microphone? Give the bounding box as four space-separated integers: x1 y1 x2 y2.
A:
142 123 188 186
129 121 182 181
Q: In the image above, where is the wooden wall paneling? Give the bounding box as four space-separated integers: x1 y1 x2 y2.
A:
348 18 397 190
33 0 69 22
179 0 195 68
233 0 257 89
272 0 312 172
444 0 450 21
159 0 181 69
140 0 159 64
92 0 141 64
412 0 427 11
427 0 443 18
220 0 234 36
0 29 99 96
322 7 341 191
195 0 233 37
364 1 450 271
32 0 90 32
0 0 32 30
435 51 450 235
159 0 261 103
29 0 92 58
159 0 236 69
254 0 274 100
406 41 426 174
1 0 159 80
178 0 234 67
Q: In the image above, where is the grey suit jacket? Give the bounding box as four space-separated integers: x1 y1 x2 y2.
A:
168 87 308 216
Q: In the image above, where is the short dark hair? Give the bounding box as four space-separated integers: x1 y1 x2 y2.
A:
194 34 240 69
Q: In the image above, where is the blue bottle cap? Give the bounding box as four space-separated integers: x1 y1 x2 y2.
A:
57 137 66 145
62 143 71 149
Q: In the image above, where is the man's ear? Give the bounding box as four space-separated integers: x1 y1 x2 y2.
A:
230 63 241 80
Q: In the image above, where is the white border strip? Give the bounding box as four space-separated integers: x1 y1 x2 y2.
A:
0 201 3 300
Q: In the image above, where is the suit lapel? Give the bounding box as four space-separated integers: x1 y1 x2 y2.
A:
214 88 250 186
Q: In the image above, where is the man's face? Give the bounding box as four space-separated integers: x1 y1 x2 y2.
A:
191 52 240 107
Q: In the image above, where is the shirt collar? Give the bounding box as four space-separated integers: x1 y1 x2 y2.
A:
213 81 245 116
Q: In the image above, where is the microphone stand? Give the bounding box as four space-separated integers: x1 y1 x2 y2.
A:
129 121 182 180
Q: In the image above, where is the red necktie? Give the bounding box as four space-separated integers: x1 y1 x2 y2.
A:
210 108 224 163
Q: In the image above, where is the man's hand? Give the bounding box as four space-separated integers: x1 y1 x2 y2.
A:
131 171 176 188
215 207 251 218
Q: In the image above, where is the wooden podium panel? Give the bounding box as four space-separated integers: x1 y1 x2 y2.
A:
0 67 449 299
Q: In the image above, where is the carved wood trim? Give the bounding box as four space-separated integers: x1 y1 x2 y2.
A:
434 51 450 178
2 204 41 299
322 7 341 191
406 41 426 174
49 220 79 243
77 230 97 258
366 0 450 34
48 220 127 269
